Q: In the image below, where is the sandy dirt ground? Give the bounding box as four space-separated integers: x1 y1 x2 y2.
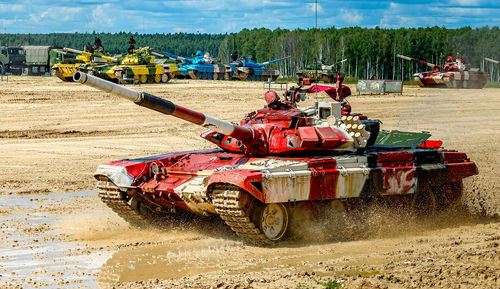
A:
0 76 498 288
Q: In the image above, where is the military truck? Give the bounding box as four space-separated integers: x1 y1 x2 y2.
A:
0 45 65 76
22 46 62 76
0 46 25 75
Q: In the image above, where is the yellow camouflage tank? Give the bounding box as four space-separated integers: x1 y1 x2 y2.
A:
89 47 180 84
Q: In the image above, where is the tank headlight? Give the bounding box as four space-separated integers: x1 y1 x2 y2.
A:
150 162 160 175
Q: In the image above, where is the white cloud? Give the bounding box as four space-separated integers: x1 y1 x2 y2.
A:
91 4 115 29
448 0 481 6
339 8 363 25
0 4 24 12
429 7 496 16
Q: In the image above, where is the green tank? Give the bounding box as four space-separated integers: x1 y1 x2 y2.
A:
297 59 347 83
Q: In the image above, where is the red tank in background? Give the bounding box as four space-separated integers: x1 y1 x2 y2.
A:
397 54 489 88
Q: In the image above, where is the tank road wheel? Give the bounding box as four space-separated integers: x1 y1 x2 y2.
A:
256 203 289 242
161 74 170 83
437 181 463 207
213 186 290 246
448 78 463 89
140 75 147 84
154 74 162 83
410 188 437 216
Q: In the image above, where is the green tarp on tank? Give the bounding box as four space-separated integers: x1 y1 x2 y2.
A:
375 130 431 148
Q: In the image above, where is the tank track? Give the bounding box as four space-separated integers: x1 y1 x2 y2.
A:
96 181 150 227
212 186 272 246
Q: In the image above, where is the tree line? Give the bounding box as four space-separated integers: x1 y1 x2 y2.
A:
1 26 499 81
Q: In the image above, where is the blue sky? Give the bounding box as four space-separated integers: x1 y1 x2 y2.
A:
0 0 498 34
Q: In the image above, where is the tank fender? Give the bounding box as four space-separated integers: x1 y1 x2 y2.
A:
441 151 478 181
94 149 221 187
447 161 478 181
208 169 264 202
94 164 135 188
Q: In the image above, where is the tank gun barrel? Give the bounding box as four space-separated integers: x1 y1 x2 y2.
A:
63 47 89 55
73 72 254 142
150 49 186 62
396 54 438 69
484 57 499 64
53 49 74 56
262 56 291 65
63 47 118 62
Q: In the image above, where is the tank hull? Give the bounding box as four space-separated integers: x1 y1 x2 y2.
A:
414 71 489 88
233 67 280 81
51 63 78 81
85 63 180 84
96 146 477 245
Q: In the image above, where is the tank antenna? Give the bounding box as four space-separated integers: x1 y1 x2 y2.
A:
314 0 319 112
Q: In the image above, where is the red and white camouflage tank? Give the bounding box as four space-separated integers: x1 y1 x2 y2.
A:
397 54 489 89
73 71 478 245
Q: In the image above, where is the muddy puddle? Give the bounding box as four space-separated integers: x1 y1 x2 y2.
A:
0 190 241 288
0 190 114 288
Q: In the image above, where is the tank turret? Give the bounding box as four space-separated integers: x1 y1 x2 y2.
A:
152 50 216 65
297 59 348 83
230 56 290 81
231 56 290 68
74 71 370 155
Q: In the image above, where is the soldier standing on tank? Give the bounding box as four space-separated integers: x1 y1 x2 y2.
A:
85 42 94 53
128 36 136 54
439 51 446 67
94 37 103 53
231 50 238 62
